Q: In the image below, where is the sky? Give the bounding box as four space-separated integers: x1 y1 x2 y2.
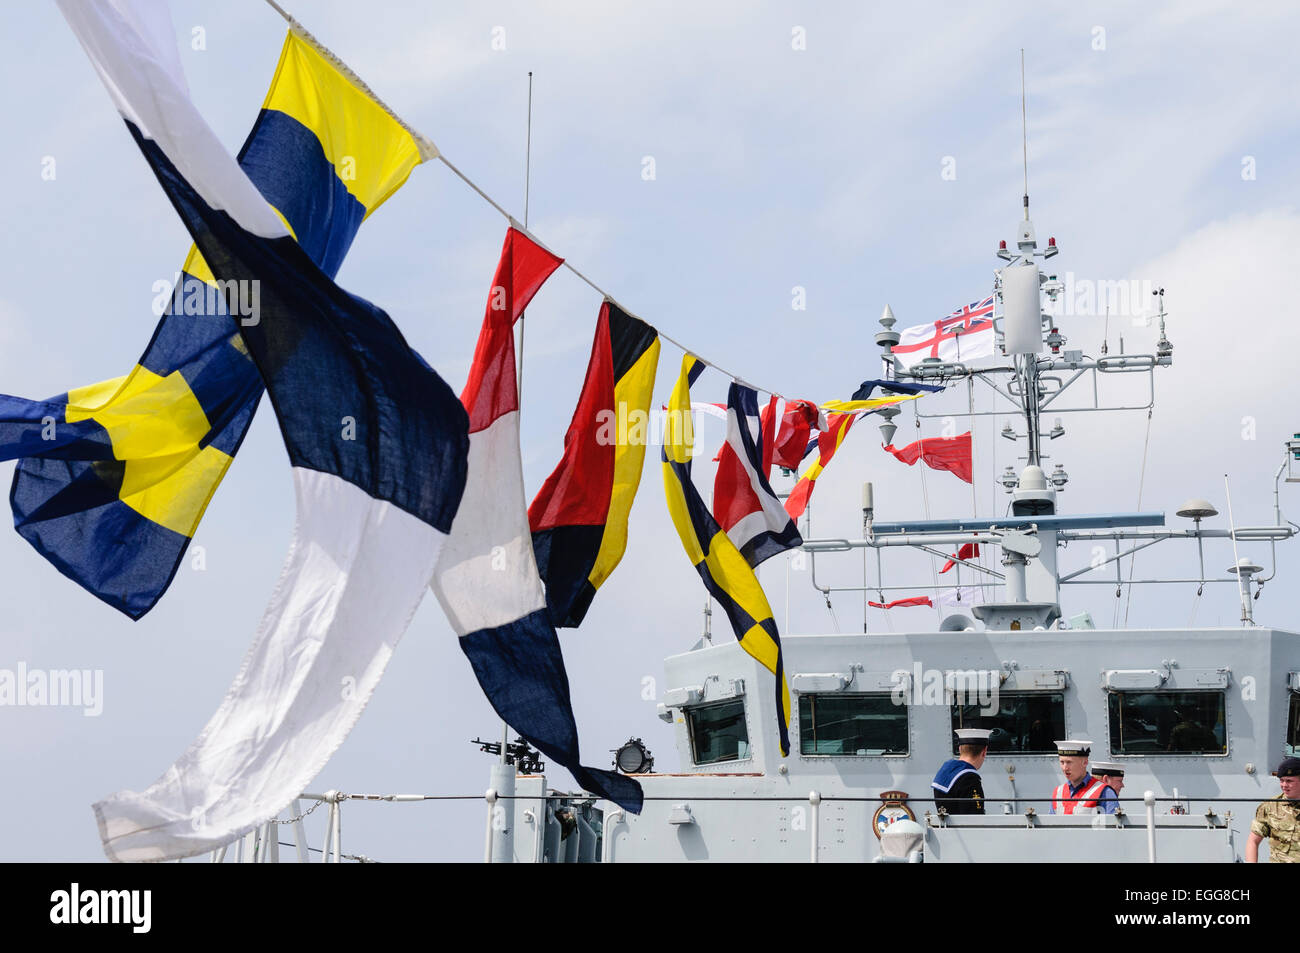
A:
1 0 1299 862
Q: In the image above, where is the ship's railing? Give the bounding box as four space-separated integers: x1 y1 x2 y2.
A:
199 788 1273 863
204 790 487 863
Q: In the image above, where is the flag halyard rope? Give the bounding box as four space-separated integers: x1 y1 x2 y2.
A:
261 0 789 400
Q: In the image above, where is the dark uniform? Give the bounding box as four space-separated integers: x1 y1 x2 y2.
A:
932 758 986 814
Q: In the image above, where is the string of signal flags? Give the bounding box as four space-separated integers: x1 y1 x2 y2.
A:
13 0 984 860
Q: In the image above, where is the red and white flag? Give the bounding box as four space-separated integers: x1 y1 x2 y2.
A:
891 297 995 370
713 384 801 567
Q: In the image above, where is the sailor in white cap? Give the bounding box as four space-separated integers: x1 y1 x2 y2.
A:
932 728 992 815
1090 760 1125 799
1050 740 1118 814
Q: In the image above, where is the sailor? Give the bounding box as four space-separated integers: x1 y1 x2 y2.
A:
1089 760 1125 805
1050 740 1118 815
1245 756 1300 863
932 728 991 815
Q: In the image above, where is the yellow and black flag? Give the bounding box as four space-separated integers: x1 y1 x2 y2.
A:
662 355 791 755
529 301 660 627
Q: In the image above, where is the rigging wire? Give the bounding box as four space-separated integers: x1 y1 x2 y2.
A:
1121 407 1154 627
913 405 943 625
516 71 534 410
967 376 993 597
260 0 790 401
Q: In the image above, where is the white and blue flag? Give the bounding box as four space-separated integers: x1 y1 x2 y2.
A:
59 0 470 861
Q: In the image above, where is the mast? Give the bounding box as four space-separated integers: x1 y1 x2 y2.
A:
1016 49 1043 475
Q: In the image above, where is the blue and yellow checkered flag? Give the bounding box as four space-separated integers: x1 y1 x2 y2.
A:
2 30 426 618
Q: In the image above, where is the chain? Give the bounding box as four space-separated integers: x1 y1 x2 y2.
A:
276 794 345 825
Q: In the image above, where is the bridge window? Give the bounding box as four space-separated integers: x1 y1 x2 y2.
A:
798 693 908 756
1107 691 1227 754
1287 691 1299 756
687 699 750 765
950 692 1065 753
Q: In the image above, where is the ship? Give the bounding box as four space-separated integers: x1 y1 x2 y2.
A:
224 198 1300 864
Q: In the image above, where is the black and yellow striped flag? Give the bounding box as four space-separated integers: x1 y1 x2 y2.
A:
662 355 791 756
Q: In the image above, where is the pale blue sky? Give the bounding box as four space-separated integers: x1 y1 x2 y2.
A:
1 1 1298 861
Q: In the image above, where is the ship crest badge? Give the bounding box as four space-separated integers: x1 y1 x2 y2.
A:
872 790 917 839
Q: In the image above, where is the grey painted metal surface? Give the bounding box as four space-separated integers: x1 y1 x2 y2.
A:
495 627 1297 862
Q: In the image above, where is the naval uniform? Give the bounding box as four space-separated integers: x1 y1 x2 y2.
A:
932 758 985 815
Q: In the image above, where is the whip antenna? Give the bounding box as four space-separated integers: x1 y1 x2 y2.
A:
1021 49 1029 219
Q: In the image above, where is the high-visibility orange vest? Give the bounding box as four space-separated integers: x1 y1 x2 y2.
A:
1052 778 1107 814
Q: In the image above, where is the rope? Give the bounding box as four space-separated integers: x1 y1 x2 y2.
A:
275 842 377 862
516 73 533 414
967 378 979 520
913 406 943 624
261 0 438 160
1122 408 1154 627
260 0 790 401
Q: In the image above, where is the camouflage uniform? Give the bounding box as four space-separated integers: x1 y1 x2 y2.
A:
1250 794 1300 863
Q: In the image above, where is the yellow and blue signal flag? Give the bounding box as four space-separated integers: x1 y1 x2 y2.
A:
2 30 425 618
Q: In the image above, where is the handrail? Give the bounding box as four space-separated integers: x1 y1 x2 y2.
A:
205 789 1255 863
283 791 1269 805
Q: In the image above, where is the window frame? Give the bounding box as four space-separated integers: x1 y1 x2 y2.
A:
1105 689 1230 757
796 691 910 758
948 690 1067 756
1286 690 1299 757
686 698 752 766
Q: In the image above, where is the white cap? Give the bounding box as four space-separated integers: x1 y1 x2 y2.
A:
955 728 993 747
1054 739 1092 757
1090 760 1124 777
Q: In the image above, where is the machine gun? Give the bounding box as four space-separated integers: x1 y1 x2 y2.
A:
470 735 545 775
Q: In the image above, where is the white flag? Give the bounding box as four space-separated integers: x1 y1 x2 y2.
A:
938 586 985 608
891 297 996 370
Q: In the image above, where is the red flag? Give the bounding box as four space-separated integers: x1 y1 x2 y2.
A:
461 227 563 432
868 596 934 609
884 431 973 484
772 399 819 470
785 412 855 520
941 542 980 573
